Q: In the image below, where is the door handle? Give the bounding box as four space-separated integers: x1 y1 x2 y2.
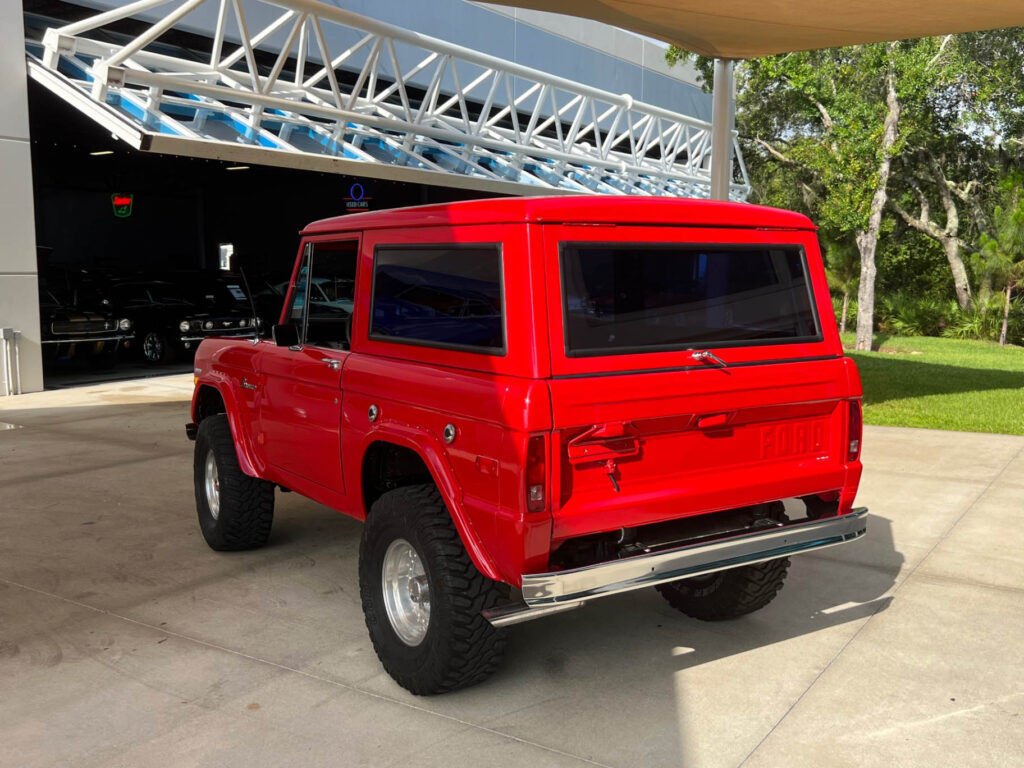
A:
696 412 730 429
321 358 341 371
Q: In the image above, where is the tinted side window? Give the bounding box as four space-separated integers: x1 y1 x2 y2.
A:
304 241 357 349
562 244 820 356
370 245 504 353
285 240 358 349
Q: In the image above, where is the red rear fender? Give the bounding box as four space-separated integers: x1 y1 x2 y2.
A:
357 424 502 582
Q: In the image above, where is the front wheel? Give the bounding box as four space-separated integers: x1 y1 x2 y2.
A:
141 330 174 365
194 414 274 550
359 484 507 695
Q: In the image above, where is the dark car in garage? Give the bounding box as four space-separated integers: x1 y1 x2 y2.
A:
38 269 133 368
110 276 260 365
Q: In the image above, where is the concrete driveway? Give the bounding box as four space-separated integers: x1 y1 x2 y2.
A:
1 376 1021 768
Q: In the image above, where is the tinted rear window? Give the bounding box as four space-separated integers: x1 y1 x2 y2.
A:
561 244 820 356
371 245 505 353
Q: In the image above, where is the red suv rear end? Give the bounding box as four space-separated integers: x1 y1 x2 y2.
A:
187 196 866 694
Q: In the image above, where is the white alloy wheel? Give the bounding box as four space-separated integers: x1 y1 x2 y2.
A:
204 449 220 520
381 538 431 646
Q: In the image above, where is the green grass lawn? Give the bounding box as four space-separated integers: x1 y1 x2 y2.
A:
840 333 1024 435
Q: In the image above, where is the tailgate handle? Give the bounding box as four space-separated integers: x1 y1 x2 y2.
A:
696 413 730 430
567 422 640 465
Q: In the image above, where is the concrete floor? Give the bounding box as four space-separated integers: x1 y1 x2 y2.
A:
1 376 1021 768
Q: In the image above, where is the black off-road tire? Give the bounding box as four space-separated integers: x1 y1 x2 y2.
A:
359 484 507 695
194 414 274 550
656 557 790 621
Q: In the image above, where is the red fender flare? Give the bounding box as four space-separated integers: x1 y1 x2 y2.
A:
358 423 502 582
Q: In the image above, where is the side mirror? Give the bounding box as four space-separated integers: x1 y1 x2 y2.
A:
272 324 299 347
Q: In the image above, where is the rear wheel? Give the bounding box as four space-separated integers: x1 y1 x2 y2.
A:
359 484 507 695
656 558 790 621
194 414 274 550
657 505 790 621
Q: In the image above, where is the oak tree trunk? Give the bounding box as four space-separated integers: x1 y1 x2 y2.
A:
841 292 849 334
943 236 973 311
855 62 901 352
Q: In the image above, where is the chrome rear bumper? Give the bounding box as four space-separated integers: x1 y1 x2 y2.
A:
485 507 867 627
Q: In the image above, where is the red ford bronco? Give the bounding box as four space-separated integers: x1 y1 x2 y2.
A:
186 196 866 694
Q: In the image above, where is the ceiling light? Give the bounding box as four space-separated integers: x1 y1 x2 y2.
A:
226 165 250 171
90 150 114 156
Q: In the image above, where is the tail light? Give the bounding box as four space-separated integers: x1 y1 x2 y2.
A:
526 435 547 513
847 400 863 461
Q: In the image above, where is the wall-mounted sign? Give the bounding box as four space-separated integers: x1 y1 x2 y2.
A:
219 243 234 272
344 182 372 211
111 193 134 218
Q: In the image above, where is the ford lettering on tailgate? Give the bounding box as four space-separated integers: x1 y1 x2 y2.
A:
760 419 828 460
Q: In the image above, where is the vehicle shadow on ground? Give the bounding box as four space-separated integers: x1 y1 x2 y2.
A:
464 514 902 766
849 355 1024 405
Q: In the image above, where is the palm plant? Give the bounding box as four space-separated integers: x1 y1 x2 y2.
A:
974 191 1024 346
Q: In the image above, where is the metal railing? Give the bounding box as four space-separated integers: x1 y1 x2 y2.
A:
30 0 749 198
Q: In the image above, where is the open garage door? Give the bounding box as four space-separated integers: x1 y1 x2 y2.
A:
25 0 749 200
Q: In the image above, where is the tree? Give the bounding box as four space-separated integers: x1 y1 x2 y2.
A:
974 182 1024 346
891 148 981 310
667 39 955 350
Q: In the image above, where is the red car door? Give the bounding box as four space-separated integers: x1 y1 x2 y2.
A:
258 237 358 495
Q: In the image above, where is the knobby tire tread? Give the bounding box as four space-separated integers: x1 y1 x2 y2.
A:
656 557 791 621
195 415 274 550
360 484 507 695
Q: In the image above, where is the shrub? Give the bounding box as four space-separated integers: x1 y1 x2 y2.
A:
877 293 946 336
942 294 1024 343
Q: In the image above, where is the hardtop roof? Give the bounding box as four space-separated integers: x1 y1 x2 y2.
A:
301 196 815 235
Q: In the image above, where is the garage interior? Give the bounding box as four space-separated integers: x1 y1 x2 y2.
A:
25 1 499 386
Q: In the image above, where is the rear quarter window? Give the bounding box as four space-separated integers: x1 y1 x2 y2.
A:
561 243 821 356
370 244 505 354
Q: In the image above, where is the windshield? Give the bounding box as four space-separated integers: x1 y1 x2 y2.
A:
561 244 820 356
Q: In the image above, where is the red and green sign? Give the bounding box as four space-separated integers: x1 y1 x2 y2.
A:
111 193 134 218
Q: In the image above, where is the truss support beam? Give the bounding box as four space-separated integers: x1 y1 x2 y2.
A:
29 0 749 200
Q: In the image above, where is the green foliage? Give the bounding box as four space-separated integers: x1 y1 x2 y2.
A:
737 39 953 235
973 177 1024 293
942 295 1024 342
953 29 1024 140
832 295 857 330
876 230 955 298
664 47 715 91
823 238 860 294
877 293 946 336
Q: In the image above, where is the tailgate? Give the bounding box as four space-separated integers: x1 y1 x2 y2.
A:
548 358 857 540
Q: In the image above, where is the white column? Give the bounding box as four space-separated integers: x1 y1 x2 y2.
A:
0 1 43 394
709 58 734 201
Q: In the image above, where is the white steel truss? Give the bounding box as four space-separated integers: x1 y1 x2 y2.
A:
27 0 750 199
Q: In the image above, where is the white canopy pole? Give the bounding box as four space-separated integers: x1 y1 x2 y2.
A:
710 57 734 200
